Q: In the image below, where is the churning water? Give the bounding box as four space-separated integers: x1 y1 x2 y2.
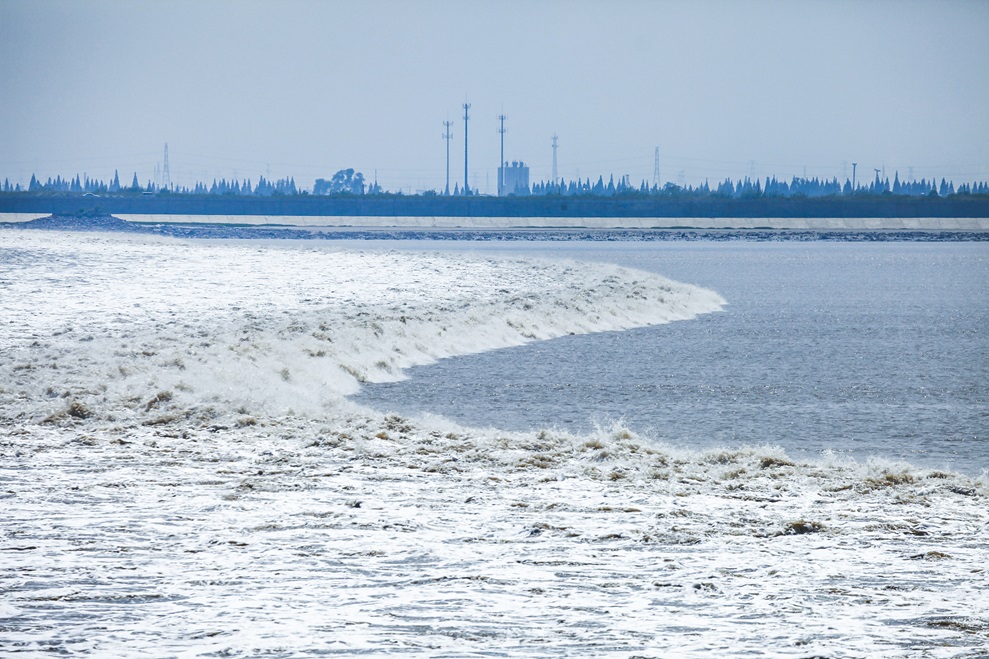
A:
1 226 987 657
355 241 989 475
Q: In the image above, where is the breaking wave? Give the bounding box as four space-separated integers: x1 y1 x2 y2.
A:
1 230 724 423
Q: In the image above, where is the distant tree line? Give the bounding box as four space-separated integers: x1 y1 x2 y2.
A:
525 172 988 199
7 170 301 197
4 167 987 199
191 175 299 196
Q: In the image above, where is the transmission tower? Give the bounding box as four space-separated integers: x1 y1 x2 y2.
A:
442 120 453 196
463 102 470 195
653 146 660 189
161 143 171 191
552 134 559 183
498 114 506 196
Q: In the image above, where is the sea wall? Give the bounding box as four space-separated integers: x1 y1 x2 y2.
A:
2 192 988 221
4 212 989 231
111 215 989 230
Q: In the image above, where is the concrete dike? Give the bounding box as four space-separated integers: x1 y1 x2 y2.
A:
3 212 988 231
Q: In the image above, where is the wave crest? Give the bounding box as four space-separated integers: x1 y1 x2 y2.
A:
1 231 724 424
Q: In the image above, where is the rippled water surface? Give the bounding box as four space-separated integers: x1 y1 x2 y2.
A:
356 241 989 474
2 230 987 658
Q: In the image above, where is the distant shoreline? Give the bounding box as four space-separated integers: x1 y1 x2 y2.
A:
3 213 988 238
2 192 988 222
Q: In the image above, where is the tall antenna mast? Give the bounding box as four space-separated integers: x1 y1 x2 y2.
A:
653 146 660 189
463 102 471 195
552 134 559 183
497 113 506 196
161 143 171 191
852 162 857 190
442 120 453 196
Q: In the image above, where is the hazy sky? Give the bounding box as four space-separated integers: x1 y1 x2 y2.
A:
2 0 987 193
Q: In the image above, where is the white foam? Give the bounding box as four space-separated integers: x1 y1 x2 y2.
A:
0 230 724 421
2 229 986 657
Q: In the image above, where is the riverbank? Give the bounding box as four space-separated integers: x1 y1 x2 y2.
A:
2 191 988 222
3 211 989 231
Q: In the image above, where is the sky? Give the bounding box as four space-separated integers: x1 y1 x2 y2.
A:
2 0 987 193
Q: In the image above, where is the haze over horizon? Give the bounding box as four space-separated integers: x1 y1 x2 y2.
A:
2 0 987 194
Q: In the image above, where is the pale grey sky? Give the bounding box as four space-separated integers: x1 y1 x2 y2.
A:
2 0 987 193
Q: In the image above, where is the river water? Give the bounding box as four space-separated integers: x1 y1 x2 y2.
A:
1 228 987 657
355 240 989 475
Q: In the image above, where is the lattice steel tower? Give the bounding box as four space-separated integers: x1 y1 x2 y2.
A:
498 114 506 196
552 134 559 183
462 102 470 195
161 143 171 191
442 120 453 195
653 147 660 189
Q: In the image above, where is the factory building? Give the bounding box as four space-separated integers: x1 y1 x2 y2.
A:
498 161 530 196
